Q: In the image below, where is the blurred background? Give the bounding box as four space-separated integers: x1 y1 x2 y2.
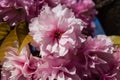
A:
94 0 120 35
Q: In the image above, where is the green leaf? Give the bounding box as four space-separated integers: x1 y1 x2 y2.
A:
109 36 120 46
16 21 29 45
0 21 31 61
0 22 10 40
18 35 33 53
0 28 18 61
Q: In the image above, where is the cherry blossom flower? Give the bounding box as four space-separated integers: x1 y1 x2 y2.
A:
81 35 113 53
45 0 76 7
88 51 120 80
67 46 120 80
0 0 44 25
36 55 81 80
45 0 97 36
71 0 97 36
72 35 113 71
1 46 81 80
29 4 86 57
1 46 42 80
61 35 115 79
71 0 96 20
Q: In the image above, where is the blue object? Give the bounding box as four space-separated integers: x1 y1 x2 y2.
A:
94 18 105 36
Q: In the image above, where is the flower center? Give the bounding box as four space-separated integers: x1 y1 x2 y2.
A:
54 31 61 39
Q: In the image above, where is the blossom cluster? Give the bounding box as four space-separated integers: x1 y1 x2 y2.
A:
0 0 96 35
0 0 120 80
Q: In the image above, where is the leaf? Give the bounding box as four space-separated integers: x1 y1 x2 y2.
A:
0 22 10 40
0 28 18 61
109 36 120 46
16 21 29 45
15 21 32 53
0 21 31 61
18 34 33 53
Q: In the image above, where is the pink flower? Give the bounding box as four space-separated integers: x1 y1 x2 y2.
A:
113 47 120 67
45 0 76 7
82 35 113 53
1 47 25 80
0 0 44 25
71 0 97 36
37 55 81 80
84 51 120 80
65 35 113 78
72 0 96 17
1 46 42 80
29 4 86 57
45 0 96 23
1 46 81 80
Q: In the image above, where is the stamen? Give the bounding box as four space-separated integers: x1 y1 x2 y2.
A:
54 31 61 39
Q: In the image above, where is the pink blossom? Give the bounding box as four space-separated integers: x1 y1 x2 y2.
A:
45 0 96 23
45 0 97 36
71 0 97 36
45 0 76 7
1 46 81 80
72 0 96 17
29 4 86 57
1 46 42 80
37 55 81 80
82 35 113 53
113 47 120 68
70 35 113 70
68 49 120 80
0 0 44 25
